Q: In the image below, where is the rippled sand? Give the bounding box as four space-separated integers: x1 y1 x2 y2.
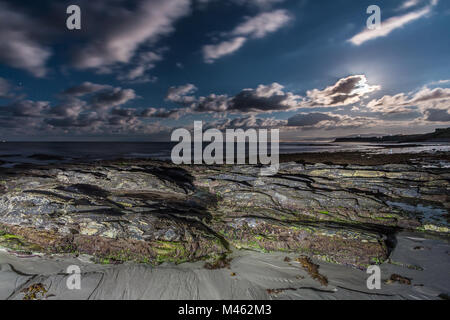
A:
1 232 448 300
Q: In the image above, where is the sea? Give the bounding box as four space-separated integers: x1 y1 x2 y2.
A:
0 141 448 167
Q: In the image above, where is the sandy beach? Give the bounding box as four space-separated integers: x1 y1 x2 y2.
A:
1 231 449 300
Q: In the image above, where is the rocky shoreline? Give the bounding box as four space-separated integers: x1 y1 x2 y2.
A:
0 152 448 270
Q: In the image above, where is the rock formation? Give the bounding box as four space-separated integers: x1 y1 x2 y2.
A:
0 158 448 269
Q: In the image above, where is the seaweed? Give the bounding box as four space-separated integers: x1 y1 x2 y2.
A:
296 256 328 286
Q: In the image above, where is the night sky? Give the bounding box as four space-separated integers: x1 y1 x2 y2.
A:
0 0 449 141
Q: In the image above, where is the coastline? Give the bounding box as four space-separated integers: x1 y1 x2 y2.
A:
0 150 449 300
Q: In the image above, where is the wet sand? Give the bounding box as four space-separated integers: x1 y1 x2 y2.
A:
1 231 448 300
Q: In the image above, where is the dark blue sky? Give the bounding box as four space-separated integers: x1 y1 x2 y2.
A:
0 0 449 141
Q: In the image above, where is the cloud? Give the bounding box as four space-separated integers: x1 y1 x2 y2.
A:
0 1 184 79
166 83 198 104
0 116 42 131
0 80 176 137
62 82 112 97
290 113 378 131
5 73 442 139
199 0 286 10
397 0 422 11
117 51 164 83
367 87 450 113
110 108 138 118
50 98 86 118
10 82 139 132
101 100 184 120
62 82 138 112
167 75 382 115
4 100 50 117
167 82 302 113
366 93 412 114
349 0 438 46
140 107 184 119
411 87 450 104
233 0 286 9
229 83 300 112
90 88 137 111
431 80 450 85
365 85 450 123
318 115 379 131
202 9 291 63
230 9 292 39
424 108 450 121
121 66 148 81
43 110 170 137
45 112 101 128
194 94 232 112
287 112 340 127
54 82 136 119
206 115 287 130
305 75 380 107
107 114 140 127
0 78 12 99
160 77 387 133
203 37 247 63
0 2 51 77
72 0 191 71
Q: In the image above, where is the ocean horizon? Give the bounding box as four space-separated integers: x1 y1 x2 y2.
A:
0 141 449 167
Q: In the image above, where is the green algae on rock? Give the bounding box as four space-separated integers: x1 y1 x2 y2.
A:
0 157 448 268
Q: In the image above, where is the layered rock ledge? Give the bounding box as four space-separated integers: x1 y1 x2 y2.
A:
0 154 448 269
